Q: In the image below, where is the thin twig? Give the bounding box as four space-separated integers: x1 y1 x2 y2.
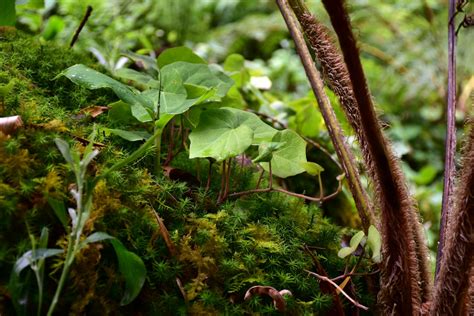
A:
69 6 93 48
304 270 369 311
330 269 380 282
228 174 343 202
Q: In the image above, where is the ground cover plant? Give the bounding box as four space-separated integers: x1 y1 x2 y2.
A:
0 0 473 315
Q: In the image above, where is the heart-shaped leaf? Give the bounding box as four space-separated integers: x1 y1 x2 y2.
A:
301 161 325 176
157 46 206 68
224 107 277 144
259 130 307 178
253 142 286 163
189 108 254 161
161 62 233 100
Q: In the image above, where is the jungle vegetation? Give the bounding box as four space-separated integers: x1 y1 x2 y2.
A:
0 0 473 315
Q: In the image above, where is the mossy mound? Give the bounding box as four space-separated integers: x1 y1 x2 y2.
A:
0 30 375 315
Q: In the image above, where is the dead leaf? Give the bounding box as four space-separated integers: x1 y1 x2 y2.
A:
78 106 110 118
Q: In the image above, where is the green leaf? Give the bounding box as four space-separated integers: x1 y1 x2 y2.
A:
224 54 245 72
367 225 382 263
47 198 68 230
157 67 188 114
58 64 152 122
157 46 206 68
0 0 16 26
225 107 277 144
338 231 365 259
252 142 285 163
76 232 145 305
54 138 75 168
288 97 324 138
223 53 250 87
109 239 146 305
301 161 324 176
162 62 233 99
108 101 139 124
123 51 158 74
259 130 307 178
114 68 156 88
13 249 64 275
413 165 438 185
337 247 355 259
79 232 114 250
189 108 254 161
350 231 365 248
103 128 151 142
41 15 64 40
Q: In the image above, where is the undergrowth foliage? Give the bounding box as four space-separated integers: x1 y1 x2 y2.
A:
0 28 378 315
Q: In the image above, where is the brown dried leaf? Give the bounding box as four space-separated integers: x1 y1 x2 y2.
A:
78 106 110 118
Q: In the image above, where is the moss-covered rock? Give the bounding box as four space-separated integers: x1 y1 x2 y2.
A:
0 30 376 315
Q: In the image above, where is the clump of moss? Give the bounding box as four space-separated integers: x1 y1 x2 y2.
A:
0 29 376 315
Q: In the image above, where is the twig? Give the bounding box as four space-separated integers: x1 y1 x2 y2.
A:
436 0 458 281
150 207 176 256
69 6 93 49
305 270 369 311
302 245 345 314
228 174 343 202
330 269 380 282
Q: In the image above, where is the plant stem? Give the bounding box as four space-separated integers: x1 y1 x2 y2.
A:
276 0 374 232
268 161 273 190
154 126 163 176
305 270 369 311
255 169 265 189
47 182 84 316
228 177 342 202
69 6 93 49
436 0 458 281
205 160 213 192
217 160 226 203
164 119 175 166
317 173 324 200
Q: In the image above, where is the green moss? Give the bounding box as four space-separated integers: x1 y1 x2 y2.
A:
0 29 376 315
